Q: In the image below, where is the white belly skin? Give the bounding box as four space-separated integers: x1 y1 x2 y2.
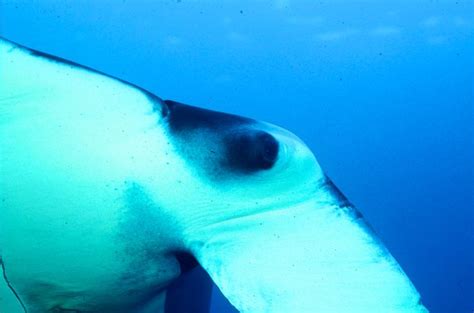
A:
0 114 181 312
0 156 179 312
0 39 186 312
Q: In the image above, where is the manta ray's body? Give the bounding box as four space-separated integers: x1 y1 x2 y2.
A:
0 37 427 313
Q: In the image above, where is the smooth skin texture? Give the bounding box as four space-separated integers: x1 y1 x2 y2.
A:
0 37 428 313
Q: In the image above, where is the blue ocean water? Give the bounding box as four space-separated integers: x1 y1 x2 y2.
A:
1 1 472 312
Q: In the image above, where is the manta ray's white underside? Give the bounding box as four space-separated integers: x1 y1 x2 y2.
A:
0 37 428 313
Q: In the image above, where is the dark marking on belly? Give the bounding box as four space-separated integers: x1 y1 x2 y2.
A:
116 182 182 305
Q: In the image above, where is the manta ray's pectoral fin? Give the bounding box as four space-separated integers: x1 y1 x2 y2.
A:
0 258 26 313
190 198 428 313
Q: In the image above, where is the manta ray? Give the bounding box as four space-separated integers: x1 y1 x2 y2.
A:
0 37 428 313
